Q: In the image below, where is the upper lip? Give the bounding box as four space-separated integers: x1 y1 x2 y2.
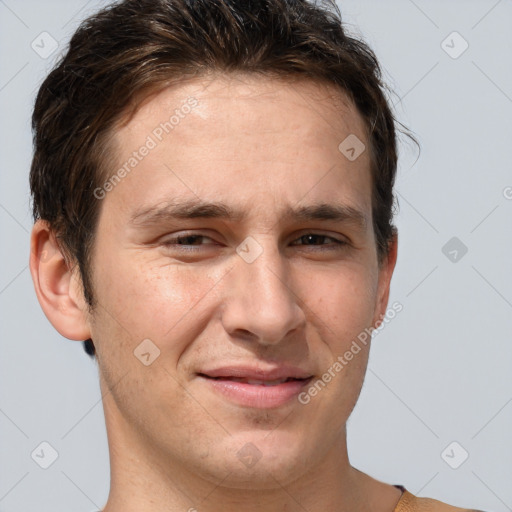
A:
198 365 314 381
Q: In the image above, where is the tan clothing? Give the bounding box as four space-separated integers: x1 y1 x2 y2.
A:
393 486 487 512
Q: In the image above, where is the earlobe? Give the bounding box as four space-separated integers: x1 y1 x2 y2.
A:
29 220 91 341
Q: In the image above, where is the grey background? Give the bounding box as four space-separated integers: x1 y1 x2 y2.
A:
1 0 511 511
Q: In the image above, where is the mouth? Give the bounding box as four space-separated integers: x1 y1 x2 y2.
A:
199 375 310 386
197 371 314 408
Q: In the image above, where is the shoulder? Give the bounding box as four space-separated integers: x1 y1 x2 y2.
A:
394 489 488 512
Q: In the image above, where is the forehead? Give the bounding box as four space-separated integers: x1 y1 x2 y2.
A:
120 72 367 144
104 73 372 224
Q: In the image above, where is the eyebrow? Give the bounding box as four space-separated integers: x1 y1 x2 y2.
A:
130 199 368 230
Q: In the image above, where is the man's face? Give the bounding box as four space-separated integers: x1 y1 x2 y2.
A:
87 74 395 487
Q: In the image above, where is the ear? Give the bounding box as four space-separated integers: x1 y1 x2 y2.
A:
29 220 91 341
371 231 398 329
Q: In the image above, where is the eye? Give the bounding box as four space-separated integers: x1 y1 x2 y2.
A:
290 233 347 249
161 233 216 249
160 232 348 252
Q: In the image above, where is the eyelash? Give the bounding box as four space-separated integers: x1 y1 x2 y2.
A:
161 233 347 251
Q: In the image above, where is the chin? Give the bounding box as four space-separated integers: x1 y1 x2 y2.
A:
197 430 311 489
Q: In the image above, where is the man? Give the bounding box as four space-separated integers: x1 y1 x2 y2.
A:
28 0 486 510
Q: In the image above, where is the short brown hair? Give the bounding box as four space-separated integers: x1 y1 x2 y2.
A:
30 0 415 358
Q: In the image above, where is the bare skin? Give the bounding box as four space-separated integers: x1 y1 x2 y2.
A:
30 72 401 512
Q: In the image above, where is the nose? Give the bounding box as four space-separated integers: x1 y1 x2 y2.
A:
220 238 306 346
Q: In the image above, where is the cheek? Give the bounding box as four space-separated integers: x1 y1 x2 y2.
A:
300 262 378 345
91 249 222 355
284 266 377 441
91 255 225 435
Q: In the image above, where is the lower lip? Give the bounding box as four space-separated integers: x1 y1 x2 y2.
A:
199 376 313 408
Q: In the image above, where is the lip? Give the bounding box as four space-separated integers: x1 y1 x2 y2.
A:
198 365 313 381
197 365 314 408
